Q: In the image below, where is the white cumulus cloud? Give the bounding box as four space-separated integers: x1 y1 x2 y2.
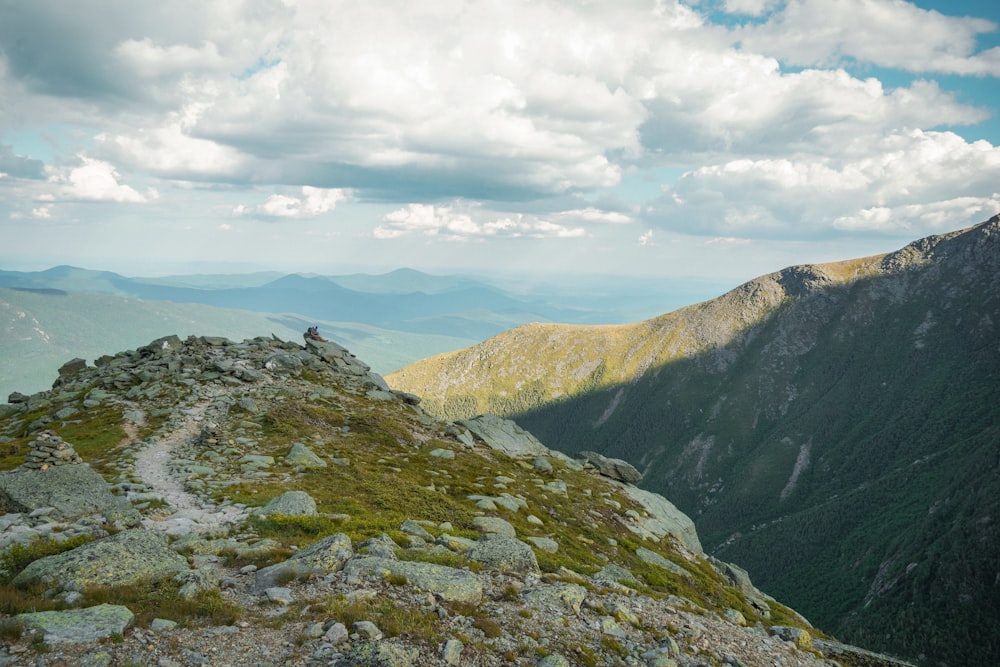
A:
236 186 351 218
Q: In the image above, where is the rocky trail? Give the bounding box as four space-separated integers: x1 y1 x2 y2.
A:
127 388 250 538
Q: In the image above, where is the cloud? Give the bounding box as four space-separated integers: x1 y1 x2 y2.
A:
646 129 1000 238
48 156 158 203
374 202 587 240
0 144 45 179
31 206 52 219
235 186 351 219
734 0 1000 75
639 229 655 246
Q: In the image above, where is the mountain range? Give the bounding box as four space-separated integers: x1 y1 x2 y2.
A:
387 216 1000 666
0 266 716 401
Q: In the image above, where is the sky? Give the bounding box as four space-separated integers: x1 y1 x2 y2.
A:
1 0 999 288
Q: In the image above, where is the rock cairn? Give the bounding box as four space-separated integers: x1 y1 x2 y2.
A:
19 430 83 470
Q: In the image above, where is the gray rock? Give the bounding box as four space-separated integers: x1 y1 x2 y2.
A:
577 450 643 484
286 442 327 469
537 655 572 667
442 638 464 665
254 490 317 516
255 533 353 591
523 583 587 614
400 520 435 541
334 640 418 667
466 534 539 574
532 455 554 474
17 604 133 643
635 547 693 579
617 484 703 554
150 618 178 633
456 414 550 458
0 464 140 526
352 620 383 641
472 516 517 537
429 448 455 459
265 587 294 604
592 563 639 587
526 536 559 553
325 622 349 644
344 557 483 604
14 529 190 590
770 625 812 649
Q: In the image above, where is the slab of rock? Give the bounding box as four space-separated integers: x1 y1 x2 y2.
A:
13 529 190 591
344 557 483 604
577 450 643 484
254 490 317 516
472 516 517 537
636 546 692 579
466 534 539 574
18 604 133 643
456 414 550 458
286 442 327 469
617 484 703 554
255 532 353 591
0 463 140 526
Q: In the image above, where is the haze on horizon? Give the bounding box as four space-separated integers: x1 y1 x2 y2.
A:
1 0 999 287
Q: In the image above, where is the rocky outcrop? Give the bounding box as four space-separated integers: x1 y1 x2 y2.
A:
253 490 318 516
0 461 140 526
456 414 551 458
17 604 134 643
13 529 190 591
577 450 643 484
618 484 703 554
344 557 484 604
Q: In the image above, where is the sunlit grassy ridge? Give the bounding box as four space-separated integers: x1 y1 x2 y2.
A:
387 254 884 421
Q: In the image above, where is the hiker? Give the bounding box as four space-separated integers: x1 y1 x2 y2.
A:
305 326 326 342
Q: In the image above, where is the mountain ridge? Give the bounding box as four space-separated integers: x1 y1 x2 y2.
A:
0 333 914 666
387 215 1000 666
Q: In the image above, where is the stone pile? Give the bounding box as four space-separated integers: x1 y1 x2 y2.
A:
19 430 83 470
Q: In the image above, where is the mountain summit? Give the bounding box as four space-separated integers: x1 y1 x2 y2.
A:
388 216 1000 666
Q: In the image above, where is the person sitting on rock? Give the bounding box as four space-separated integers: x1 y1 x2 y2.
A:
305 326 326 342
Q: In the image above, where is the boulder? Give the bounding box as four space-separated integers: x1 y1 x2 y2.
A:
577 451 643 484
344 557 483 604
0 463 140 526
286 442 327 469
466 534 539 574
472 516 517 537
456 414 550 458
617 484 703 554
255 533 353 592
635 547 693 579
17 604 134 643
254 490 317 516
14 529 190 590
334 640 419 667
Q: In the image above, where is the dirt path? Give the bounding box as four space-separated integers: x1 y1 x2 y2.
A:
129 390 249 537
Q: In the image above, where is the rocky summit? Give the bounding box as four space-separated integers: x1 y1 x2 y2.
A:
0 334 912 666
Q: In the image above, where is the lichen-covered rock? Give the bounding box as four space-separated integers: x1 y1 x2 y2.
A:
466 534 539 574
770 625 813 649
333 640 419 667
17 604 134 643
286 442 327 468
472 516 517 537
456 414 550 458
253 490 317 516
523 583 587 614
577 450 643 484
255 532 353 591
617 484 703 554
13 529 189 590
0 462 139 526
344 557 483 604
636 547 692 579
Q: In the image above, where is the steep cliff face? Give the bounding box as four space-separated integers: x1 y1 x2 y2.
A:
0 334 916 667
388 216 1000 666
